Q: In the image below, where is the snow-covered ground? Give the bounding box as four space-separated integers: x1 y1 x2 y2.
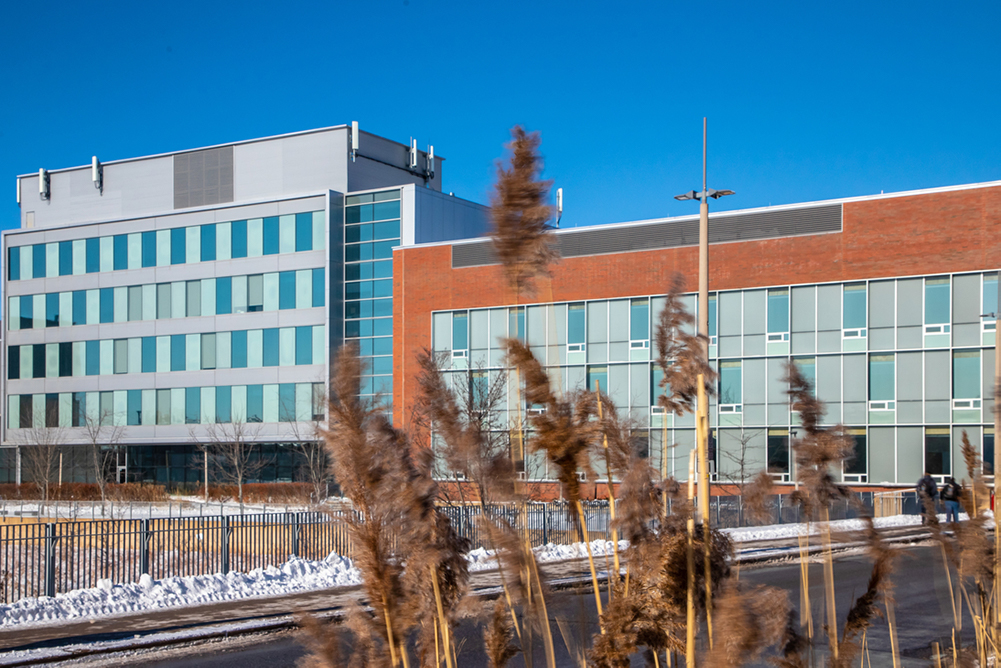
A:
2 511 966 631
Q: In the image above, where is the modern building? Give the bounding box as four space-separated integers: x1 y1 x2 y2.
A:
2 125 488 485
394 182 1001 491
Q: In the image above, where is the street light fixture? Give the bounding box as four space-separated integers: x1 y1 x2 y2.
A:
675 118 734 528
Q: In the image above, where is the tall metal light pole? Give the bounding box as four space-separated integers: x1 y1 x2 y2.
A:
675 118 734 525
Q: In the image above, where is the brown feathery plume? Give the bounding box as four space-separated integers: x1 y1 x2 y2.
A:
296 615 343 668
700 583 791 668
655 273 716 417
489 126 559 298
484 599 520 668
742 471 776 526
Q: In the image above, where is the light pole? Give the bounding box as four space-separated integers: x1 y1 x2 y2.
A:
675 118 734 525
983 307 1001 620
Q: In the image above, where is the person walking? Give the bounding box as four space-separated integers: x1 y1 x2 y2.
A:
941 476 962 524
916 472 938 525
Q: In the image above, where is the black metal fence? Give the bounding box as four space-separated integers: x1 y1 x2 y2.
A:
0 491 917 605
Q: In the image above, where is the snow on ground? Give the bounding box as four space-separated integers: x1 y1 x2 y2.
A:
0 512 971 630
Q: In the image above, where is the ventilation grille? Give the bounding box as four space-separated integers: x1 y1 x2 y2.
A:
452 203 842 268
174 146 234 209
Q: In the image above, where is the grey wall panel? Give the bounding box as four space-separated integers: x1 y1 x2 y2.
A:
767 357 787 406
413 189 490 245
792 332 815 354
844 402 866 423
926 400 950 422
824 403 842 424
925 351 950 400
817 330 841 353
896 279 922 327
817 355 841 403
674 430 695 479
719 292 742 336
174 147 233 209
718 336 741 358
527 306 545 346
608 300 629 342
768 403 789 425
843 354 867 402
954 426 981 482
743 334 764 356
792 286 816 332
588 343 607 364
470 310 489 349
817 284 841 331
587 302 607 342
608 364 629 407
868 428 896 483
743 358 766 406
954 323 980 347
897 326 922 349
897 427 923 482
565 365 586 392
743 404 765 425
897 401 922 423
743 290 765 335
630 363 649 409
953 274 980 324
869 281 895 328
897 352 923 401
869 328 895 351
235 131 346 204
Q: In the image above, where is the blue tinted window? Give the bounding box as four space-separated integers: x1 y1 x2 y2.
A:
231 330 248 368
113 235 127 271
8 247 19 280
231 220 247 258
279 384 295 422
373 318 393 337
201 224 216 262
372 338 393 356
373 220 400 240
373 261 392 279
142 232 156 267
345 264 362 281
344 245 365 262
7 347 19 380
73 291 86 325
346 301 368 319
373 279 393 298
263 329 279 366
372 200 400 221
216 276 232 314
345 320 365 338
33 345 45 378
373 241 395 260
374 298 392 317
295 213 312 251
85 238 100 273
33 244 46 278
312 268 325 306
279 271 295 309
128 390 142 426
263 217 279 255
46 293 59 327
296 326 312 365
100 288 114 323
170 335 186 371
869 354 895 400
20 295 32 329
58 342 72 377
247 385 264 422
185 388 200 424
141 337 155 373
170 228 186 265
86 340 100 376
216 386 232 423
58 242 72 276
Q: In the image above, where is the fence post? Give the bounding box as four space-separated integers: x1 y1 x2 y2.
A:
542 505 549 545
44 523 58 597
140 519 151 575
221 516 231 574
291 513 301 558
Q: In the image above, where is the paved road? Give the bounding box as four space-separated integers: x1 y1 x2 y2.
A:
134 543 974 668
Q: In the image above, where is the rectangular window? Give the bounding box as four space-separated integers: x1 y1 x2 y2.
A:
296 326 312 365
263 328 279 366
85 238 100 273
185 388 200 424
279 384 296 422
8 246 19 280
32 243 46 278
869 354 895 406
216 276 232 314
156 283 171 319
111 235 126 271
7 347 19 380
58 342 72 377
231 330 248 368
186 281 201 317
71 392 86 427
201 333 216 370
127 390 142 426
128 286 142 321
170 227 186 265
170 334 186 372
587 365 608 393
845 428 866 475
630 298 649 345
142 337 156 373
452 312 468 353
953 350 980 402
719 360 742 410
216 386 232 423
99 288 113 324
312 268 325 307
71 291 85 325
201 224 216 261
20 294 32 330
142 231 156 267
925 427 951 475
45 394 58 428
113 339 128 374
984 274 998 331
248 274 264 312
843 283 866 336
767 429 790 476
58 241 72 276
231 220 248 258
568 303 585 349
279 271 295 309
263 216 279 255
247 385 264 422
925 277 951 329
767 288 790 341
295 212 313 251
86 340 100 376
793 356 816 394
985 428 995 475
155 389 170 425
708 294 717 343
46 293 59 328
509 307 525 340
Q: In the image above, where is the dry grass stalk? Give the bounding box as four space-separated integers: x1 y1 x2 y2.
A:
489 125 559 299
654 274 716 419
484 599 520 668
701 583 791 668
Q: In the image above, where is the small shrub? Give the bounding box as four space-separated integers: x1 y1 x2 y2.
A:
107 483 169 502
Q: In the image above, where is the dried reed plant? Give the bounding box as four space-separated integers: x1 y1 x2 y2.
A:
654 273 716 419
489 126 559 299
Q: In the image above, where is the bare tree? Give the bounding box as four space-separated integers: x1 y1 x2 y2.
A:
281 383 331 506
82 409 126 515
718 429 765 525
195 418 267 513
15 410 64 506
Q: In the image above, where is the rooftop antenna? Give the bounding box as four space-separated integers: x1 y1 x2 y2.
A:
350 121 359 162
92 156 103 194
409 138 418 169
555 187 563 227
15 177 20 206
39 168 50 200
425 144 435 181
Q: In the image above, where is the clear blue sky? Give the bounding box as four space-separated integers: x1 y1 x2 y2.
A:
1 0 998 232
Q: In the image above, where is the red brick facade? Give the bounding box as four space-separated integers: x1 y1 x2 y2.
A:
393 185 1001 428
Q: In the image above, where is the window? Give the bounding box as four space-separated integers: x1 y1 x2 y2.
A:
247 385 264 423
19 295 32 330
32 244 46 278
767 429 790 478
86 341 100 376
312 268 325 307
114 339 128 374
201 333 216 370
985 274 998 331
312 383 325 421
169 228 185 265
925 277 950 333
127 390 142 426
868 354 895 409
262 216 279 255
630 298 649 348
46 293 59 328
85 238 100 273
953 350 981 408
142 232 156 267
59 342 72 377
201 224 216 262
58 241 72 276
719 361 742 411
186 281 201 317
843 283 866 337
279 384 296 422
295 212 313 252
231 330 248 368
296 326 312 365
568 303 586 351
142 337 156 373
248 274 264 312
231 220 248 258
185 388 200 424
112 235 127 271
279 271 295 309
767 288 790 342
99 288 114 324
216 386 232 423
452 312 468 357
587 366 608 393
216 276 232 314
793 357 816 395
8 247 19 280
708 294 717 344
170 335 186 372
72 291 86 326
985 428 995 475
510 307 525 340
925 428 950 475
7 347 18 380
263 329 279 367
845 428 867 478
650 365 666 410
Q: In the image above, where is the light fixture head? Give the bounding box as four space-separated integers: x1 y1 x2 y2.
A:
674 190 699 201
707 188 735 199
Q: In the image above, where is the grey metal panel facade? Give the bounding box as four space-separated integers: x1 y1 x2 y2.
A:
412 188 490 245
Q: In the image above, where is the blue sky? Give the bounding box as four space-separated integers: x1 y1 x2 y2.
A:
1 0 998 231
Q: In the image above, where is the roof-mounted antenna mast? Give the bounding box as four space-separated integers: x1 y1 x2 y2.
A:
350 121 359 162
425 144 435 181
92 156 104 194
556 187 563 227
